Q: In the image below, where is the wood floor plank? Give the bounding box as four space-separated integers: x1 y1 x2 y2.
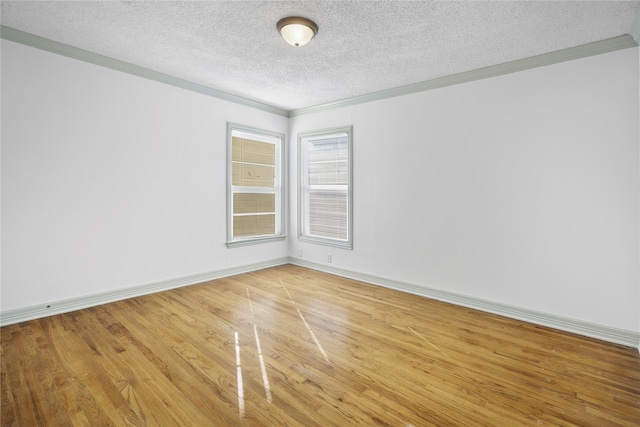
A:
2 264 639 426
99 301 242 426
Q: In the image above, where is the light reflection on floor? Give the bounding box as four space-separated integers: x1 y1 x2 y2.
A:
234 278 334 418
408 326 450 358
247 289 273 403
280 279 331 363
234 331 245 418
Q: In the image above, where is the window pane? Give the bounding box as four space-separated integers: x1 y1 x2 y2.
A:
232 137 276 188
308 191 348 240
232 162 275 187
232 137 275 165
307 137 348 185
233 193 275 214
233 214 276 237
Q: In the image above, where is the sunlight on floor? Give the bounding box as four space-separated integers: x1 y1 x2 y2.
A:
280 279 330 363
247 289 273 403
408 326 450 358
234 331 245 418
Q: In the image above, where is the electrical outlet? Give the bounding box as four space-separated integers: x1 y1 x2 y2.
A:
327 253 332 263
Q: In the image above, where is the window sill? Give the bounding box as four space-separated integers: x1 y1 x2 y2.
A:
226 235 286 248
298 235 352 249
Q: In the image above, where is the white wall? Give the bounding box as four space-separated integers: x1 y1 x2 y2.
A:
2 38 639 336
289 47 640 332
1 40 288 312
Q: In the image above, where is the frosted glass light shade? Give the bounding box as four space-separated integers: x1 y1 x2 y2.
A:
277 17 318 47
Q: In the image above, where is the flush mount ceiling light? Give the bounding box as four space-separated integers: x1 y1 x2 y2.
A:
277 16 318 47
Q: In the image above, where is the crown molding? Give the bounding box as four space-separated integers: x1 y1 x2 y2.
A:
0 25 289 117
631 9 640 44
2 26 637 120
289 34 639 117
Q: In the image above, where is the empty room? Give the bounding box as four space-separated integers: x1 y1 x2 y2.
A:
1 1 639 426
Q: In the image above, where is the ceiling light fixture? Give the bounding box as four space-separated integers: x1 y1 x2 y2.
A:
277 16 318 47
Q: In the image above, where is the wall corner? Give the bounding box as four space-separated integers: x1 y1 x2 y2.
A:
631 9 640 45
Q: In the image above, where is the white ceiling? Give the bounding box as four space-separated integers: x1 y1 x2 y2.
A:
2 1 639 111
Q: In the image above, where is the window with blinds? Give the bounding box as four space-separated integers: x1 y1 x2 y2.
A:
227 123 285 247
298 126 352 248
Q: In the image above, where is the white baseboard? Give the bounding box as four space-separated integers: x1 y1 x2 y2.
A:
2 257 638 351
288 257 640 350
0 257 290 327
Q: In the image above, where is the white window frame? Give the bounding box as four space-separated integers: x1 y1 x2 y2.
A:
227 122 286 247
298 126 353 249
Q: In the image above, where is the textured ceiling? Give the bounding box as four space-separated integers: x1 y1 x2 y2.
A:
2 1 639 111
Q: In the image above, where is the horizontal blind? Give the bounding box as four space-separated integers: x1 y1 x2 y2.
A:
304 134 349 241
233 193 275 214
233 214 276 237
308 190 348 240
232 136 276 239
232 137 275 187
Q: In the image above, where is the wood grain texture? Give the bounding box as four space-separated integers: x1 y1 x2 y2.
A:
2 264 639 426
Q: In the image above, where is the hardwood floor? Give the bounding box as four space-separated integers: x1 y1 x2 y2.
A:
2 264 639 426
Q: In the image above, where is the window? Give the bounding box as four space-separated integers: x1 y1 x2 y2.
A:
298 126 352 248
227 123 285 247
